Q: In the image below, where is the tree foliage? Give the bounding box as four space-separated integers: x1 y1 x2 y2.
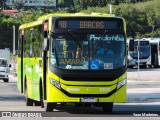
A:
0 0 6 9
0 8 55 50
81 0 160 37
58 0 152 11
0 15 19 50
12 1 24 9
0 0 159 51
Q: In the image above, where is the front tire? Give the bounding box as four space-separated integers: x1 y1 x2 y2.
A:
3 78 9 82
39 81 44 108
44 102 57 111
102 103 113 113
34 101 41 106
75 103 83 107
140 65 146 68
25 85 33 106
148 65 152 68
154 65 159 68
128 65 134 69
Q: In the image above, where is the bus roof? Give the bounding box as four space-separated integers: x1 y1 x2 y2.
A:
19 20 43 30
19 13 123 30
37 13 118 20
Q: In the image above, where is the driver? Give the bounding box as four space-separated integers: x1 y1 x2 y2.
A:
96 43 114 55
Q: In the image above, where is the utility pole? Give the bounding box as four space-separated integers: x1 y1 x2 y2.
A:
13 25 16 77
109 4 112 14
13 26 15 55
138 39 140 80
3 0 5 10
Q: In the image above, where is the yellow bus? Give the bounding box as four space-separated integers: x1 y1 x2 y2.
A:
17 13 127 112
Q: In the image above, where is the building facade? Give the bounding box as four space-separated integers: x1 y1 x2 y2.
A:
6 0 56 7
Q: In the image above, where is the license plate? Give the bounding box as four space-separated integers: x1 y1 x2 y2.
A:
81 98 96 102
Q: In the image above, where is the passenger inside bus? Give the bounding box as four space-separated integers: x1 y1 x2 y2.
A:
96 43 114 55
66 41 77 58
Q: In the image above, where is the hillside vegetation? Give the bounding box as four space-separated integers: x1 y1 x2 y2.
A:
0 0 159 50
81 0 160 37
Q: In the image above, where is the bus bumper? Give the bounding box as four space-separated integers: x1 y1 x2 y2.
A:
46 78 127 103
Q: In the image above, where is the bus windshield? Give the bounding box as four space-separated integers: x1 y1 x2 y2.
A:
130 41 151 59
50 33 125 70
0 59 7 67
130 46 151 59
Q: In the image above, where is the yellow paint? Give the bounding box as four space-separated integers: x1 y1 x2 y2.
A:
18 12 127 104
46 70 127 103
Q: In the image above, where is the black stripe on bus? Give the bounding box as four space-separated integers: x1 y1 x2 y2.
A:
49 66 126 82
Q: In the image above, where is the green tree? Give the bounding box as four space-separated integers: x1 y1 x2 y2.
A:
0 16 19 50
44 0 53 5
0 0 6 10
73 0 108 11
81 0 160 37
12 1 24 9
57 0 74 8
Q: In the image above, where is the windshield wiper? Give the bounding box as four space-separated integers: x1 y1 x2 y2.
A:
54 49 59 67
95 30 108 49
68 29 82 49
101 30 109 39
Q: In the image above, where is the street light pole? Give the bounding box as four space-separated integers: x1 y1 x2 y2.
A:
13 26 15 55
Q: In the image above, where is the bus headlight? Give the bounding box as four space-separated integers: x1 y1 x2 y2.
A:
50 78 61 89
117 79 126 89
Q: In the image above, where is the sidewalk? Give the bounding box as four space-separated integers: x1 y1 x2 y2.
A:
127 80 160 103
127 87 160 103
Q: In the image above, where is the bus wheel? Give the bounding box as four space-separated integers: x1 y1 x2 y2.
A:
3 79 9 82
154 65 159 68
102 103 113 113
140 65 146 68
44 102 57 112
25 86 33 106
34 101 41 106
39 81 44 108
75 103 83 107
128 65 134 69
148 65 152 68
40 96 44 108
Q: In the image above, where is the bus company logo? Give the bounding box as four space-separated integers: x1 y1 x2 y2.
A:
2 112 11 117
1 112 42 117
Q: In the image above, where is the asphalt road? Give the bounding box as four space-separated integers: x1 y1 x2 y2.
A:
0 68 160 118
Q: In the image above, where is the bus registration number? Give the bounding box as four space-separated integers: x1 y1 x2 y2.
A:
81 98 96 102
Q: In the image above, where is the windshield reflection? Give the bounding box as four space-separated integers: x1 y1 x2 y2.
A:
50 33 125 70
130 46 151 59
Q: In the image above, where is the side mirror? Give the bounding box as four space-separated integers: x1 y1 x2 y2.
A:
129 39 134 51
44 38 49 51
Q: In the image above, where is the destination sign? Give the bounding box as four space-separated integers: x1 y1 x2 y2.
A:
56 19 122 29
